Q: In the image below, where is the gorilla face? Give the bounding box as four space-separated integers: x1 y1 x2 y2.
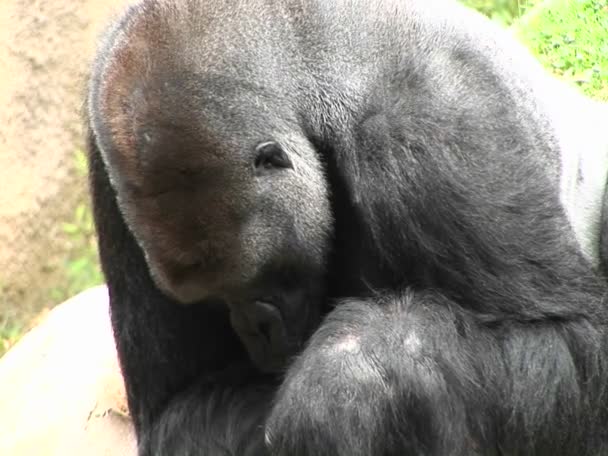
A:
88 29 333 370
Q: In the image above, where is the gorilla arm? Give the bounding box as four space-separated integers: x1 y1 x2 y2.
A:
267 291 607 456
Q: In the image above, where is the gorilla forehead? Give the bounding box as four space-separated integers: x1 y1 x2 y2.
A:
93 63 303 197
93 0 301 100
88 0 310 184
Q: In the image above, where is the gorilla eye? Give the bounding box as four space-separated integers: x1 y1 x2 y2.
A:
254 142 293 174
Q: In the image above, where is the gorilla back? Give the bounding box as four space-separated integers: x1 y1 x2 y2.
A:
87 0 608 455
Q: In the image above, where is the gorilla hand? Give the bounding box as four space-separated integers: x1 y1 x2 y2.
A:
229 301 289 373
265 290 599 456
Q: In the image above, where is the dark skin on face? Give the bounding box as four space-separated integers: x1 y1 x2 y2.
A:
93 63 333 372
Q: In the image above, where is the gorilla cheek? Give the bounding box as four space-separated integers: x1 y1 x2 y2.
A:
129 218 244 304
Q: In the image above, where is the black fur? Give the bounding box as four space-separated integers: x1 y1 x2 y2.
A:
87 0 608 454
600 177 608 277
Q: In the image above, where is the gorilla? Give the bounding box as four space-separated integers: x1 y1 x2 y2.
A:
86 0 608 454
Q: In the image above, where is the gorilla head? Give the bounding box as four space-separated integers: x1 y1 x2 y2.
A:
87 4 333 371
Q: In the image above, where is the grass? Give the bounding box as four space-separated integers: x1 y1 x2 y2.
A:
461 0 538 25
514 0 608 100
0 308 24 355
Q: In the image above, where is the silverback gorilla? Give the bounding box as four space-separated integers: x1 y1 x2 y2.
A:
86 0 608 454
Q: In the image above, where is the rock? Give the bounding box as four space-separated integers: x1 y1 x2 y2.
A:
0 285 136 456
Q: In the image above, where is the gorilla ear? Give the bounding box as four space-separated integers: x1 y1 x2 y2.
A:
254 142 293 175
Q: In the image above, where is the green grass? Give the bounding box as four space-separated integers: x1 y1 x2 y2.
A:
513 0 608 100
0 308 23 355
50 149 103 304
460 0 538 25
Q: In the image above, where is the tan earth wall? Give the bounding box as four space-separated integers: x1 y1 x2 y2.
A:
0 286 136 456
0 0 130 320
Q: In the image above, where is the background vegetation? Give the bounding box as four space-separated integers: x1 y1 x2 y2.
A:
515 0 608 100
461 0 537 24
1 0 606 356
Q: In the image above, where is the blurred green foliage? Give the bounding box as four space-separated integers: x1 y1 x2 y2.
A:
51 149 103 304
460 0 537 25
0 306 23 355
515 0 608 100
